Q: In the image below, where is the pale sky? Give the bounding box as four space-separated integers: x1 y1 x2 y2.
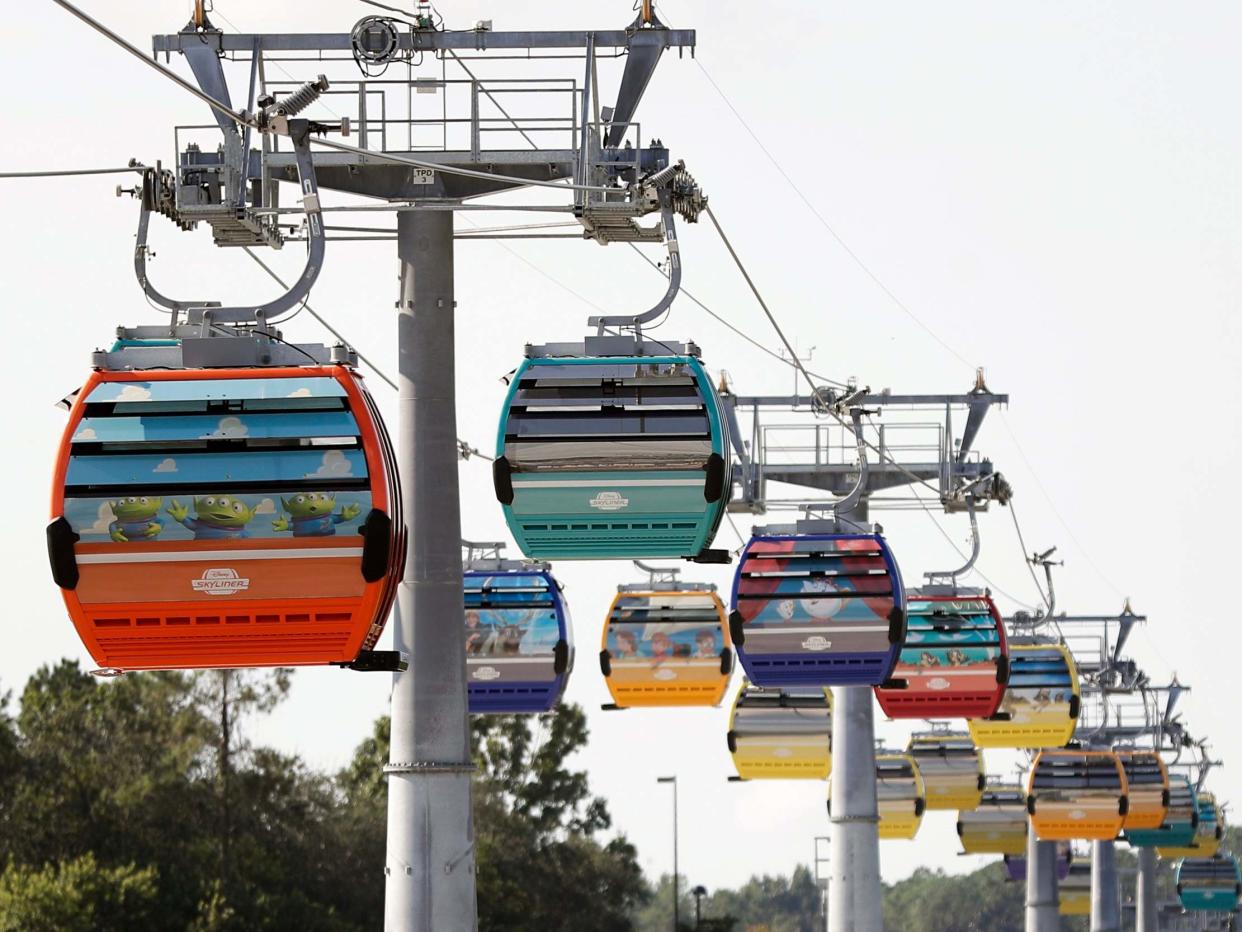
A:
2 0 1240 897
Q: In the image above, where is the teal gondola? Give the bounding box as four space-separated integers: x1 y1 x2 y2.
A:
1177 855 1242 912
1125 774 1198 848
492 341 731 561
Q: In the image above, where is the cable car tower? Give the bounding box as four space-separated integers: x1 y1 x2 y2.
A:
722 374 1011 931
47 0 703 926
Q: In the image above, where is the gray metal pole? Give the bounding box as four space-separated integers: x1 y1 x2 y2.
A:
1025 834 1059 932
1136 845 1158 932
384 210 478 931
673 778 680 930
828 685 882 931
657 775 680 928
1091 840 1122 932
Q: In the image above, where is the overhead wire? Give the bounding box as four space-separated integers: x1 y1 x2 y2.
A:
998 411 1125 600
212 6 344 119
652 0 974 372
456 216 608 314
239 245 492 462
0 166 145 178
692 61 975 374
626 244 850 389
703 204 823 402
704 201 1035 608
1007 498 1051 611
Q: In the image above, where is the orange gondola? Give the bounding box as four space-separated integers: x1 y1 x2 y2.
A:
1116 750 1169 832
48 366 403 671
1027 750 1129 841
601 574 732 707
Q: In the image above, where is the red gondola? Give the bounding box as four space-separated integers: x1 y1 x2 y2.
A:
48 365 403 671
875 587 1008 719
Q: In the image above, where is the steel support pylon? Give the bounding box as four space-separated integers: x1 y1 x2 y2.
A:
1025 835 1059 932
384 210 478 931
1091 840 1121 931
828 685 882 931
1135 845 1158 932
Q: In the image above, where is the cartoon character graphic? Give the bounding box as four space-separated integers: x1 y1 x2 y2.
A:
614 630 639 659
802 577 848 620
497 623 525 655
693 629 718 658
271 492 362 537
918 651 942 667
465 610 488 656
946 648 970 667
167 496 255 540
650 632 673 663
108 495 163 542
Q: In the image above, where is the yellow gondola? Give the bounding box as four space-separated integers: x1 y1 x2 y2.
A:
957 783 1028 855
1027 750 1129 842
1159 792 1223 860
873 752 926 840
1059 861 1092 916
908 731 985 811
601 580 732 708
726 681 832 780
968 643 1080 749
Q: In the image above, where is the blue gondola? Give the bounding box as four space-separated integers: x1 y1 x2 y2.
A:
729 530 905 686
492 339 731 561
462 551 572 713
1177 855 1242 912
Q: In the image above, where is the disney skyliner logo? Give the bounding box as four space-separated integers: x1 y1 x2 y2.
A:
191 568 251 595
589 491 630 511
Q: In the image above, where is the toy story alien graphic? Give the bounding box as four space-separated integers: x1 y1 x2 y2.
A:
167 496 255 540
108 495 163 542
272 492 361 537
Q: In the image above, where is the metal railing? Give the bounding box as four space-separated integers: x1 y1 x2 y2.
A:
261 75 582 156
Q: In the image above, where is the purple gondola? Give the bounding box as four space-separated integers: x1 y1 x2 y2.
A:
729 531 905 686
463 550 573 714
1003 845 1072 882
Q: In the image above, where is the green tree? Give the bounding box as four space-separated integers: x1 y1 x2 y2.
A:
634 873 740 931
882 864 1024 932
0 853 158 932
0 662 370 931
340 704 649 931
697 866 822 932
3 662 216 923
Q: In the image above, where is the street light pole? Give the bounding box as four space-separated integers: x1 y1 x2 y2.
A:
813 836 831 932
658 776 680 930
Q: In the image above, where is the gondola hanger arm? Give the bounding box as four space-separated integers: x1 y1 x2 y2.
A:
125 167 221 321
924 497 981 588
588 202 680 336
199 78 345 328
832 409 870 524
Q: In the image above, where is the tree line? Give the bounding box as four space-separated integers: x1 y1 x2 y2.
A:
0 662 1217 930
